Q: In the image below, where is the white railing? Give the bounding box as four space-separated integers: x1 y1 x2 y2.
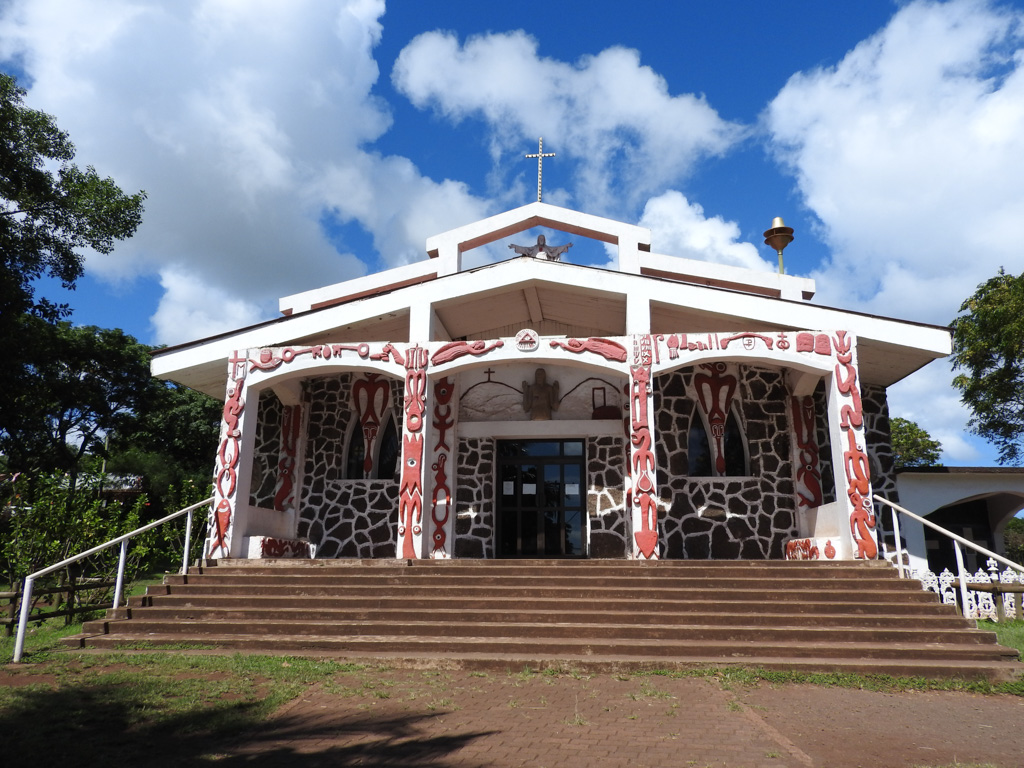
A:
12 496 214 663
873 494 1024 620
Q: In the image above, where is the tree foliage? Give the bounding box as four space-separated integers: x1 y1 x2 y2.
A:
890 416 942 469
0 73 145 325
106 382 222 508
1005 517 1024 565
0 472 150 588
951 268 1024 465
0 317 156 479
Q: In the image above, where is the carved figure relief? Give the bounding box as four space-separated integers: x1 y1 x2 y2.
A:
522 368 560 421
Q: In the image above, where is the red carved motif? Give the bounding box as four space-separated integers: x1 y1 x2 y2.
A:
274 404 301 511
399 433 424 559
824 539 837 559
796 332 832 356
352 373 391 476
260 537 311 558
431 339 503 366
693 362 738 476
629 335 659 559
398 346 429 558
549 337 628 362
719 332 775 351
666 334 680 359
248 342 398 373
833 331 877 560
785 538 820 561
211 353 247 557
791 396 823 508
430 377 455 554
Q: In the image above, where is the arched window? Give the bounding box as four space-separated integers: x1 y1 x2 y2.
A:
344 411 400 480
722 409 748 477
344 423 365 479
687 404 749 477
377 415 400 480
688 405 713 476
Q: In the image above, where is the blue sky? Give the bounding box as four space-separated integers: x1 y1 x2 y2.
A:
3 0 1024 466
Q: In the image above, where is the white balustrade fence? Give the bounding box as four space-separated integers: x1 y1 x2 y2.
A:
873 494 1024 622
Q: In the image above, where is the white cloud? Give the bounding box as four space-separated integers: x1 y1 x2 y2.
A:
765 0 1024 326
638 191 775 272
0 0 489 344
885 359 991 465
152 266 263 344
393 30 745 215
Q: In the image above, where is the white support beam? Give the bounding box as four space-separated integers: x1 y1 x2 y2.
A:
524 286 544 325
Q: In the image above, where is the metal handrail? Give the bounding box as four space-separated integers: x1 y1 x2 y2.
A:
12 496 214 663
872 494 1024 617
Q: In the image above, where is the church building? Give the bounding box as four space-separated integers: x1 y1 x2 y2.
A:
151 201 951 563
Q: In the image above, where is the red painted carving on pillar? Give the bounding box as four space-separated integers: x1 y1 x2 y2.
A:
274 404 301 511
791 395 823 508
833 331 877 560
399 433 424 559
549 337 628 362
352 373 391 476
211 353 247 557
431 340 503 366
260 537 311 558
430 377 455 554
398 346 429 558
693 362 739 476
785 538 820 561
630 335 658 559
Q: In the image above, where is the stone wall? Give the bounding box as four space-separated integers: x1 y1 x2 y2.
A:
654 366 798 559
587 435 628 558
454 437 495 558
249 389 282 509
296 373 401 558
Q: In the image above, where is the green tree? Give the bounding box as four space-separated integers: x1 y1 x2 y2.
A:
0 73 145 326
951 268 1024 465
1005 517 1024 565
0 317 157 483
890 416 943 469
106 382 222 510
0 72 146 447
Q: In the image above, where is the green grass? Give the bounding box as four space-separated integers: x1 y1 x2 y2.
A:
978 619 1024 661
0 652 363 765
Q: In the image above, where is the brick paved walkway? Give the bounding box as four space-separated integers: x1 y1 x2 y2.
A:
217 668 1024 767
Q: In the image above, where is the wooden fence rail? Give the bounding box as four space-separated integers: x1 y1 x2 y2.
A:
1 580 119 636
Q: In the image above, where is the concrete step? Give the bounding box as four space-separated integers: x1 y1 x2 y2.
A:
64 558 1024 681
111 604 972 630
127 592 963 617
78 615 997 648
65 630 1017 663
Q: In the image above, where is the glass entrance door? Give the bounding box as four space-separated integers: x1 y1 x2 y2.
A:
497 440 585 557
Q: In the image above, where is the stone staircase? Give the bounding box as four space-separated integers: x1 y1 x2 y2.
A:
63 559 1023 681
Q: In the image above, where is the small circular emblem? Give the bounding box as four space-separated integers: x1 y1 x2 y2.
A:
515 328 540 352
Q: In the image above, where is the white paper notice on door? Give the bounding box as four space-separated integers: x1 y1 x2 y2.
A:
522 483 537 495
565 483 580 496
503 481 514 495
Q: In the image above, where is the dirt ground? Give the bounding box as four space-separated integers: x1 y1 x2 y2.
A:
222 669 1024 768
4 663 1023 767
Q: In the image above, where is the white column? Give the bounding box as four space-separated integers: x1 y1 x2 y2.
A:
397 345 431 559
826 331 878 561
427 375 458 558
209 351 257 559
627 334 659 560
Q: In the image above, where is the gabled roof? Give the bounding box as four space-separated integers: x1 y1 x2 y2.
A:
154 254 951 397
